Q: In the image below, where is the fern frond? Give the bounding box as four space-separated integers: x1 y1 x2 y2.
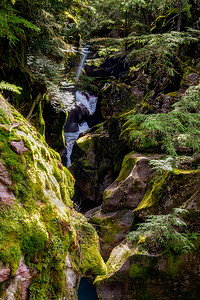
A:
123 84 200 155
0 81 22 94
127 210 195 254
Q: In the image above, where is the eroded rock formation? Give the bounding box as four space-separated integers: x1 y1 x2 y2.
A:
0 95 106 299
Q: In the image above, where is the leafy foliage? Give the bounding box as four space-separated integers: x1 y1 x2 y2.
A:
127 208 195 254
0 1 39 44
149 155 192 173
125 30 200 77
122 84 200 155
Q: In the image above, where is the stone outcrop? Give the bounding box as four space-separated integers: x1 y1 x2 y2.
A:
0 95 106 299
10 140 29 155
1 257 31 300
69 118 129 210
102 153 163 212
85 152 200 299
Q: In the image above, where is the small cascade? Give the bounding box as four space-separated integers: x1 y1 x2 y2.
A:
61 43 97 167
64 91 98 167
76 45 90 81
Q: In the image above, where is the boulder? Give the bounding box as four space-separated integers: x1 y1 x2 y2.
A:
64 104 89 133
102 153 162 212
96 247 200 300
86 207 134 260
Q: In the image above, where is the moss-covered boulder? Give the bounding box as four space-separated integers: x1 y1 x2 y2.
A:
102 152 165 212
85 207 134 260
96 245 200 300
134 168 200 218
0 94 106 299
93 208 200 300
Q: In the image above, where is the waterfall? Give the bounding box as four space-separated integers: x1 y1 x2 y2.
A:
64 91 98 167
76 45 89 82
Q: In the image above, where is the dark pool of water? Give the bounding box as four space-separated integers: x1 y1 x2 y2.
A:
78 277 98 300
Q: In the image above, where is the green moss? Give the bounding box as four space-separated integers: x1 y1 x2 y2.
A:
166 254 183 278
94 242 132 285
35 101 45 136
173 168 200 175
76 134 94 152
0 97 106 298
115 151 137 183
69 211 107 276
166 91 179 97
63 167 75 200
92 213 124 247
0 204 24 274
0 107 10 124
49 148 60 160
134 171 170 212
20 218 48 262
129 263 149 279
0 242 21 276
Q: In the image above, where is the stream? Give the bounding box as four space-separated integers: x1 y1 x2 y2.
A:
64 91 98 167
62 45 100 299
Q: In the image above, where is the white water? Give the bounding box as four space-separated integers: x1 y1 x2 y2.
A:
76 91 97 115
76 45 90 81
64 91 98 167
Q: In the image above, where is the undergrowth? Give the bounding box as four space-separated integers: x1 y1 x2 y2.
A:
127 208 195 255
122 84 200 155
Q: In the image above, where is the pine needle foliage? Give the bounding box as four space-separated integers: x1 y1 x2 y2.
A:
127 208 195 254
125 30 200 77
122 84 200 155
0 1 39 44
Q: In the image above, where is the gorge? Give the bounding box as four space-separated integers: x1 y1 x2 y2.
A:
0 0 200 299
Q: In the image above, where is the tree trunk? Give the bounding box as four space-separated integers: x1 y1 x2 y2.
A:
125 9 128 52
177 2 182 32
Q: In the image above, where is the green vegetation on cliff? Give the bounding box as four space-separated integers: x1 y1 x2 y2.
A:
0 95 106 299
122 84 200 155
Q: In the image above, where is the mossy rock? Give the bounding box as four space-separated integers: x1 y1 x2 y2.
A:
70 118 129 209
0 94 106 299
101 81 144 118
95 239 200 300
134 167 200 218
102 153 164 212
86 207 134 260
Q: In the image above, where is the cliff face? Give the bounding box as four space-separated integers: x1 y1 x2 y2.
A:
72 128 200 299
0 95 106 299
68 39 200 299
